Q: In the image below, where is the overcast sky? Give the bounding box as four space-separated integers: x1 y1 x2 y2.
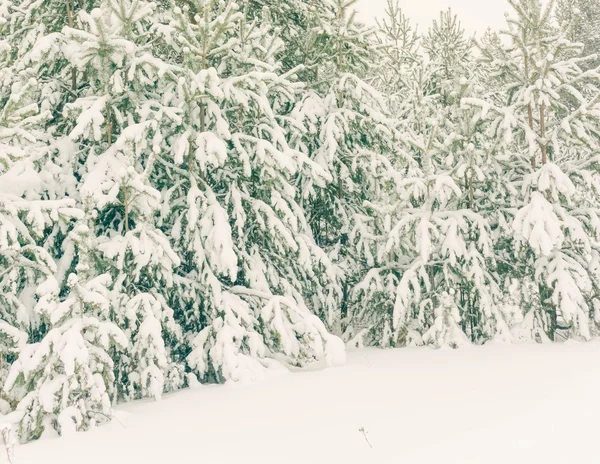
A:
355 0 512 38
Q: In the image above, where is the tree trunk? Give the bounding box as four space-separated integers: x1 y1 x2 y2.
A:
105 99 112 147
524 59 536 168
123 184 129 233
540 103 547 165
66 0 77 95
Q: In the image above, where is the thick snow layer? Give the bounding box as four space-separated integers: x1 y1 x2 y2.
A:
10 342 600 463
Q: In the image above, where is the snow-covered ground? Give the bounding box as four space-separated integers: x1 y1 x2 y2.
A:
9 342 600 464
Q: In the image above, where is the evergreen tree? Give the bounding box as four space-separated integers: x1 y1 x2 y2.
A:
1 0 188 439
466 0 600 341
60 0 188 398
289 0 397 337
557 0 600 70
349 10 508 347
245 0 332 82
3 219 127 441
151 0 345 383
371 0 420 112
0 0 83 417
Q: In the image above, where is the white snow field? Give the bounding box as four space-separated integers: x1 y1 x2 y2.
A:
9 342 600 464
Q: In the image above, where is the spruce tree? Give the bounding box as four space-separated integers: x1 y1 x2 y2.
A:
466 0 600 341
0 0 84 420
350 10 509 347
3 219 127 441
289 0 398 338
371 0 420 112
151 0 344 383
556 0 600 70
2 0 189 439
245 0 333 81
61 0 188 398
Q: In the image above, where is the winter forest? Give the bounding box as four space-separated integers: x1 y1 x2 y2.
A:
2 0 600 445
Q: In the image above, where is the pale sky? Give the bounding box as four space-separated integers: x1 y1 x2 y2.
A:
356 0 512 38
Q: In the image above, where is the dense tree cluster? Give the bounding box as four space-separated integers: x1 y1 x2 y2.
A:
2 0 600 442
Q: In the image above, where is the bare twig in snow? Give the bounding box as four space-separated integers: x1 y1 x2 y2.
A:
358 426 373 449
1 424 16 464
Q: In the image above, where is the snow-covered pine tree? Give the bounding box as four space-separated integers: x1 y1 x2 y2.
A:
245 0 333 83
422 9 473 104
288 0 399 337
59 0 187 399
422 11 510 345
0 0 99 290
0 0 96 405
371 0 420 112
3 217 127 441
0 134 70 421
350 10 508 348
0 1 83 419
465 0 600 341
1 0 187 415
149 0 344 383
556 0 600 70
0 141 65 418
